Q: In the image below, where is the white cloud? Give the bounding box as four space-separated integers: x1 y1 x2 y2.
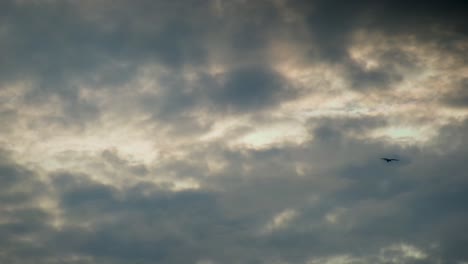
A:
261 209 299 234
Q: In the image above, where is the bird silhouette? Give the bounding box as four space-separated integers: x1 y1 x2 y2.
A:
381 158 399 163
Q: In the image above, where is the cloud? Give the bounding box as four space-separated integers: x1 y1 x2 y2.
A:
442 78 468 109
1 0 468 263
295 0 468 60
261 209 299 234
1 118 468 263
0 150 54 263
207 66 294 112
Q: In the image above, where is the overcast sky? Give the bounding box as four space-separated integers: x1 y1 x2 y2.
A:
1 0 468 263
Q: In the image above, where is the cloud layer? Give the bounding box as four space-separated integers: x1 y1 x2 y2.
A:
1 0 468 263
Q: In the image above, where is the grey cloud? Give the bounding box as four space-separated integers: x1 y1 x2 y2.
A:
287 0 467 92
1 0 466 127
138 65 295 137
101 149 148 176
299 0 367 61
213 118 468 262
442 78 468 108
208 66 293 112
49 172 257 263
347 59 404 90
0 150 55 263
0 151 46 205
1 116 468 263
347 47 423 90
365 0 468 37
0 0 303 134
332 120 468 263
310 116 388 140
294 0 468 61
0 1 210 128
1 1 468 263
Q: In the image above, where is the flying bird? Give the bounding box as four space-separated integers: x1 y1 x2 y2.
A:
381 158 399 163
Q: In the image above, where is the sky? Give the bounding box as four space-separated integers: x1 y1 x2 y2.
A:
1 0 468 263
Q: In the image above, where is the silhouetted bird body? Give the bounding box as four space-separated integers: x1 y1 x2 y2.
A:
381 158 399 163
